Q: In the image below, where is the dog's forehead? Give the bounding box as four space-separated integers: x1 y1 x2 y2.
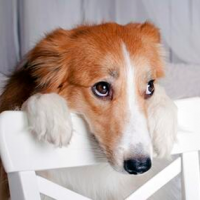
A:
68 45 148 87
68 24 162 86
97 41 151 80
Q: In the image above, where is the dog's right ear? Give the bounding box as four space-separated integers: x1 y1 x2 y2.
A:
0 28 72 112
23 28 71 93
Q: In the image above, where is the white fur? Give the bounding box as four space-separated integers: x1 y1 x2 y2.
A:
22 93 73 147
147 84 177 158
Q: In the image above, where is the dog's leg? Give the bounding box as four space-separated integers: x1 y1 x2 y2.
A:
147 84 177 158
22 93 73 147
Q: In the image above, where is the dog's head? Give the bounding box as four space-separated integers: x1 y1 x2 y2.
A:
26 22 177 175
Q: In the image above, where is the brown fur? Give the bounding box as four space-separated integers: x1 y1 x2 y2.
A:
0 22 164 199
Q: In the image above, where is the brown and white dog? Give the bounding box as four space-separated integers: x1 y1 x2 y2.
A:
0 22 177 200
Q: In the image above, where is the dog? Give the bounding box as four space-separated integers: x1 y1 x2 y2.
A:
0 22 177 200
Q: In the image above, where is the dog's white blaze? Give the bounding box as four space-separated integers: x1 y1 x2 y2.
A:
119 44 151 157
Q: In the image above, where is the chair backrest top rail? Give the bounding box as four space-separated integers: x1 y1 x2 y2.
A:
0 97 200 173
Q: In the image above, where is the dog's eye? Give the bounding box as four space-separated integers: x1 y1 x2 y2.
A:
145 80 155 98
92 82 111 99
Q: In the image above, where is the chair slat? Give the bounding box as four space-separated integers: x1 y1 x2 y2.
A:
172 132 200 155
125 157 181 200
182 151 200 200
37 176 91 200
8 171 40 200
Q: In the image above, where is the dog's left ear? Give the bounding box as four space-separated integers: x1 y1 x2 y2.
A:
147 84 177 158
128 22 165 78
140 22 166 79
132 22 177 155
140 22 161 43
126 21 161 43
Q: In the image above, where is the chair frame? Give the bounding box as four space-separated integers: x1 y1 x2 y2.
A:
1 98 200 200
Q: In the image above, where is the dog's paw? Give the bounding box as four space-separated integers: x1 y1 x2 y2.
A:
22 93 73 147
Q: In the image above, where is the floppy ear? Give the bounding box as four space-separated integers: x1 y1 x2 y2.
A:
24 28 71 92
140 22 161 43
127 22 165 78
147 84 177 158
140 22 165 79
0 28 71 112
127 21 161 42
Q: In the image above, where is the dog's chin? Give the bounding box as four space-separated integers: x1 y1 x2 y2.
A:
106 159 128 175
110 164 128 174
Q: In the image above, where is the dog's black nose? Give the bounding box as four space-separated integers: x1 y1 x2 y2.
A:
124 157 151 175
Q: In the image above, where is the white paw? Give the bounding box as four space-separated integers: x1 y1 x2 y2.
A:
22 93 73 147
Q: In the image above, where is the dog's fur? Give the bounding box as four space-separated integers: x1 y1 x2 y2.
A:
0 22 177 200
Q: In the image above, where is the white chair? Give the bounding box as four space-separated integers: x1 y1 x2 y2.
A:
0 98 200 200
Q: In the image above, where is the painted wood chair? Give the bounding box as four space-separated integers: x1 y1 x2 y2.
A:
0 98 200 200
